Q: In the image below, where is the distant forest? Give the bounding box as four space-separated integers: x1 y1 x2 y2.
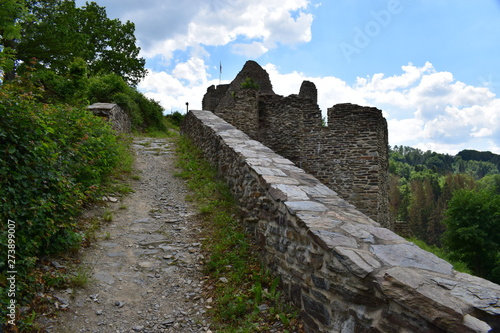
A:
389 146 500 282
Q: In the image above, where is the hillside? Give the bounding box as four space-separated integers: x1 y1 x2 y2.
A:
389 145 500 282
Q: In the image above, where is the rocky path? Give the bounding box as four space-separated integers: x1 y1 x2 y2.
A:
50 137 211 332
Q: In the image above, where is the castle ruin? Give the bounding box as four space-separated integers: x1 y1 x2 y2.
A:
202 61 390 228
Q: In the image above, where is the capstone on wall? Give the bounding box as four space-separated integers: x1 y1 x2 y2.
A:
88 103 131 133
181 110 500 333
202 61 389 227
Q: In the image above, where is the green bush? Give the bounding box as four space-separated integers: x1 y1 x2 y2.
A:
240 77 260 90
86 73 166 132
442 188 500 282
165 111 185 128
0 84 119 322
87 73 129 104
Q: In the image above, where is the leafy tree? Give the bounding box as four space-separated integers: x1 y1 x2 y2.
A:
442 189 500 282
458 149 500 169
478 174 500 195
15 0 146 85
0 0 27 81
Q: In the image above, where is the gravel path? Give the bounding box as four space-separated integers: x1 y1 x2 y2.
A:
49 137 211 333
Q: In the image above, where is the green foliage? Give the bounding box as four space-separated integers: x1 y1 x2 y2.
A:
442 189 500 282
26 57 89 105
389 145 496 246
16 0 146 85
0 0 27 80
165 111 185 128
0 82 120 323
87 73 166 132
14 60 166 133
389 145 499 180
240 77 260 90
458 149 500 170
390 145 500 284
478 174 500 194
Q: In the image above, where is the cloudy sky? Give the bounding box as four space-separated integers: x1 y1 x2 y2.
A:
75 0 500 154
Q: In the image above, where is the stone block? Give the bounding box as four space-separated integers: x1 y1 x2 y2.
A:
311 274 330 290
370 243 453 275
375 267 471 332
308 229 358 251
285 201 329 214
302 294 331 326
334 247 381 278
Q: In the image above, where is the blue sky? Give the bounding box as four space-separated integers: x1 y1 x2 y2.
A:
75 0 500 154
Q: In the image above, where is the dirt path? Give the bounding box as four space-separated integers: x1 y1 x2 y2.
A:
48 137 211 333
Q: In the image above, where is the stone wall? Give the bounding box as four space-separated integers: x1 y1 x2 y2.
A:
181 109 500 333
203 61 389 227
88 103 131 133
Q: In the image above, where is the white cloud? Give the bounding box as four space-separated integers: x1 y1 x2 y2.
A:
172 57 208 86
139 60 500 154
471 127 493 138
232 42 269 58
387 118 425 144
248 62 500 154
82 0 315 60
139 57 221 113
263 63 368 113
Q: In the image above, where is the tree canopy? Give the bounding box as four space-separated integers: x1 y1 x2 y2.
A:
1 0 146 85
442 189 500 282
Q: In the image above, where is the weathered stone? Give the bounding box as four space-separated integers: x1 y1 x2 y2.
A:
311 275 330 290
296 213 342 231
375 267 471 332
359 224 406 243
88 103 131 133
463 314 492 333
340 222 375 243
449 273 500 316
308 230 357 251
251 166 287 177
182 106 500 333
203 61 390 226
285 201 328 214
370 243 453 275
290 283 302 306
272 184 309 201
302 294 331 326
334 247 381 278
300 184 336 198
260 175 301 186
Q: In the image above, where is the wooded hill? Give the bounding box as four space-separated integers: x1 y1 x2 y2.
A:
389 145 500 283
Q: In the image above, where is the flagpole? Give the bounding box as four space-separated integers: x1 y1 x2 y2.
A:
219 61 222 85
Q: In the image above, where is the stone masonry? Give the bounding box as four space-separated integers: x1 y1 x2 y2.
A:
202 61 390 228
88 103 131 133
181 109 500 333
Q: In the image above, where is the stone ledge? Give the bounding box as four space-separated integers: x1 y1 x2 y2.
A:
182 110 500 333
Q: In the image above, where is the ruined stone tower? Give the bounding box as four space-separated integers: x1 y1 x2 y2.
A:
202 60 390 227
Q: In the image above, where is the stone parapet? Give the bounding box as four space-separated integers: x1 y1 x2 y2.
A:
202 61 390 227
88 103 131 133
182 109 500 333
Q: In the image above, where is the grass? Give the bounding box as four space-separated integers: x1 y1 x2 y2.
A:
175 136 302 332
68 263 95 287
102 209 113 222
